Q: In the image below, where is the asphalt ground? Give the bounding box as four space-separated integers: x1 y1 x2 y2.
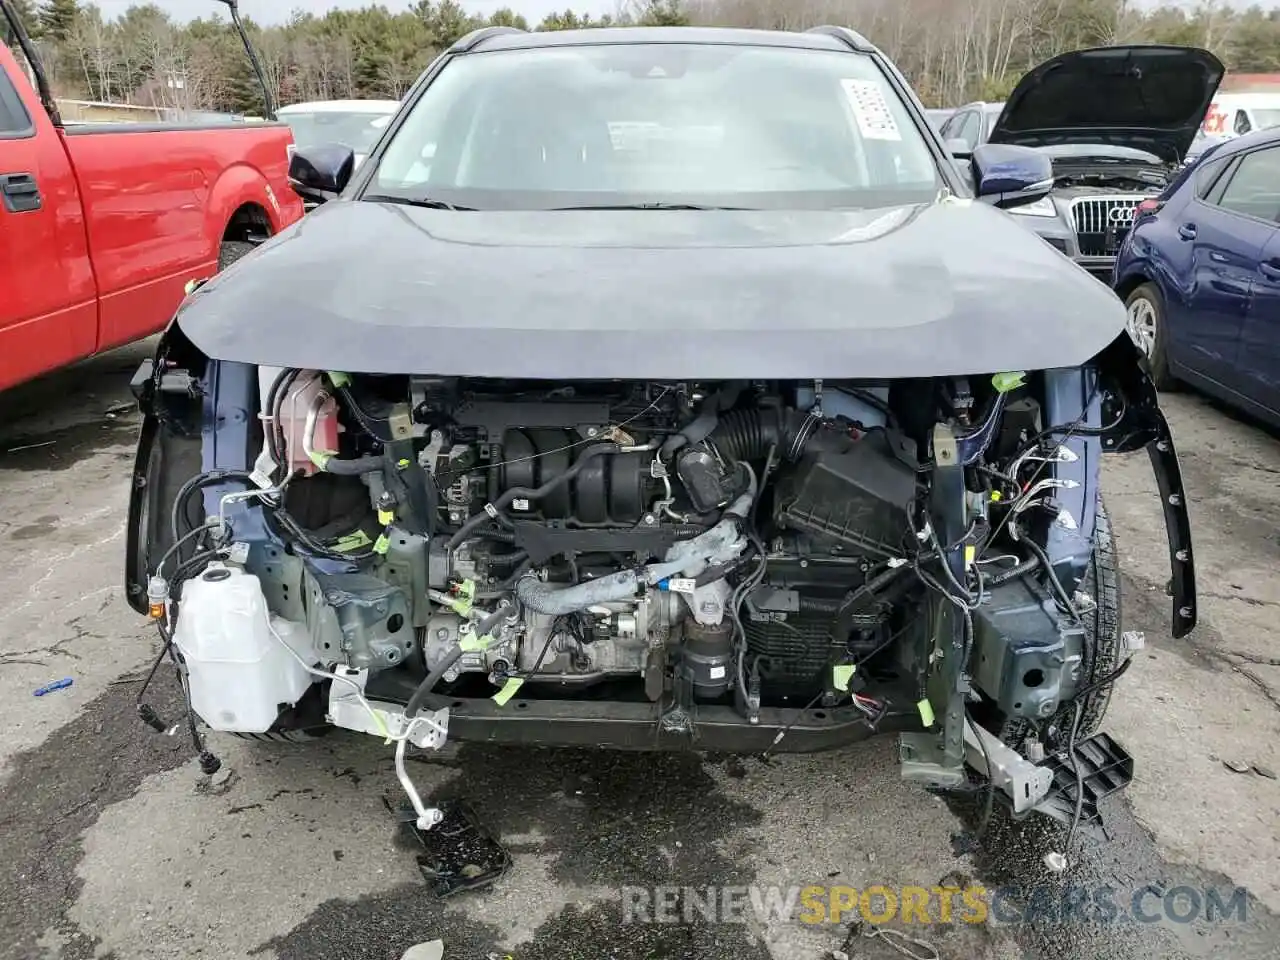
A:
1 340 1278 960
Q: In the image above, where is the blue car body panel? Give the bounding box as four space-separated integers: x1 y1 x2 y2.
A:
1114 127 1280 425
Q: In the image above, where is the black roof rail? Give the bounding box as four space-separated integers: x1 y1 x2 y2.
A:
806 25 874 53
450 25 526 52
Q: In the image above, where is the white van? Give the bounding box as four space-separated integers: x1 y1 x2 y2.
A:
1201 92 1280 137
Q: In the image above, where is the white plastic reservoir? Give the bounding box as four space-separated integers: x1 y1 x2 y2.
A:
174 563 318 733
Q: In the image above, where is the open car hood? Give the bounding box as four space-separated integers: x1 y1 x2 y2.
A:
988 45 1225 164
174 198 1128 380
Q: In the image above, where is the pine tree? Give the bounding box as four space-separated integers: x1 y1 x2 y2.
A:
5 0 40 37
37 0 78 42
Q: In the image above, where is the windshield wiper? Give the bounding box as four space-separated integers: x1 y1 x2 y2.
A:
363 194 474 211
552 203 748 211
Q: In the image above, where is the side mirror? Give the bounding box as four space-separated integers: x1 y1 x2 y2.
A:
971 143 1054 210
945 138 971 159
288 143 355 205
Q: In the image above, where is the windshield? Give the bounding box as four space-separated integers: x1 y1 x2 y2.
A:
284 111 390 154
368 43 940 210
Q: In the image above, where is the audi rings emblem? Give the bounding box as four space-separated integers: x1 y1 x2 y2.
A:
1109 206 1136 226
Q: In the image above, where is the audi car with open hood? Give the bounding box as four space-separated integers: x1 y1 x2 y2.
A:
124 25 1195 849
948 44 1224 280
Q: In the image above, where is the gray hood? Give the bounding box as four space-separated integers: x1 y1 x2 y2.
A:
175 198 1126 380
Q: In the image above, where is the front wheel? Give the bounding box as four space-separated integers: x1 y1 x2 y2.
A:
1124 283 1176 390
218 239 257 271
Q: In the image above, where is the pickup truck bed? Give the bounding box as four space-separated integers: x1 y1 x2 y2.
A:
0 41 303 392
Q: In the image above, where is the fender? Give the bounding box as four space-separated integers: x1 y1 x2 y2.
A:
1096 332 1197 638
201 161 287 263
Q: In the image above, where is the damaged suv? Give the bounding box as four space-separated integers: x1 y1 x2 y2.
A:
125 25 1195 840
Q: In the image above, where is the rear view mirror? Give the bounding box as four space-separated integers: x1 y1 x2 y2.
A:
970 143 1054 210
288 143 355 205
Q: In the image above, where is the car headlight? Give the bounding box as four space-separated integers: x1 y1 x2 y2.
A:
1009 196 1057 217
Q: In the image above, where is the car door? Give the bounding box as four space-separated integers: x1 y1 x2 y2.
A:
0 47 97 392
1170 146 1280 387
1234 148 1280 416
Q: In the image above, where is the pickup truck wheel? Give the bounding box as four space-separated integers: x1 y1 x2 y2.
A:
218 240 257 271
999 495 1122 747
1124 283 1175 390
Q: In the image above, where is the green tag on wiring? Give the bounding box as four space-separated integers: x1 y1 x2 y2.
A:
458 632 492 653
832 664 856 692
492 676 524 706
916 698 936 728
991 371 1026 394
333 530 372 552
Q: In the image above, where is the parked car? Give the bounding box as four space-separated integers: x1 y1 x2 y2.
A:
923 107 955 133
941 46 1224 281
0 4 304 393
126 24 1194 848
1113 126 1280 425
277 99 399 169
936 100 1003 152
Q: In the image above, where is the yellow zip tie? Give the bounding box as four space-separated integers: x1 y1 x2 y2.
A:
917 698 935 728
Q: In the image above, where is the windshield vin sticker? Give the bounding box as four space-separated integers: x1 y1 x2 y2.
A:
841 79 902 141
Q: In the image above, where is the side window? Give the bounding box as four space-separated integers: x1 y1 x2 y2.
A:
959 111 980 149
1211 146 1280 222
0 56 34 137
937 115 956 139
1234 110 1252 135
1195 155 1231 199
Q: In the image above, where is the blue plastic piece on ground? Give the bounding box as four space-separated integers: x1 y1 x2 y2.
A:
33 677 73 696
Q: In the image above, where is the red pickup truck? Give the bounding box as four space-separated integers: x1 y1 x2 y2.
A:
0 15 304 393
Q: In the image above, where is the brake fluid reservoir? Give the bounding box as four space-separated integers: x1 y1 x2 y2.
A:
173 564 317 733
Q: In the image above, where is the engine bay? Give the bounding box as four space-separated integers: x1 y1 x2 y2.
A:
155 368 1122 734
126 335 1195 834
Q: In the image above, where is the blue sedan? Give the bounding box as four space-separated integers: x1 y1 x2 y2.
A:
1113 127 1280 426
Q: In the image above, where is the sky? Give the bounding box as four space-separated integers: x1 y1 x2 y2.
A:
95 0 621 24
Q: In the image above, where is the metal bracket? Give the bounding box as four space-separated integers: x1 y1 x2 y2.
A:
963 720 1053 814
327 667 450 832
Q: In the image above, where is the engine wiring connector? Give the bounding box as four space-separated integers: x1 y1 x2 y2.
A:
146 575 170 620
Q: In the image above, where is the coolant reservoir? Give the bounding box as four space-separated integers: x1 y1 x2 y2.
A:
278 372 339 477
173 564 318 733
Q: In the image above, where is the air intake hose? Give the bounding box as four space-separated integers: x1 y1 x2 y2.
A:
709 407 819 464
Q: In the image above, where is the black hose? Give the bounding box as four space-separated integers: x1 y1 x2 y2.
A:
710 407 815 464
404 602 516 718
170 470 255 555
1023 536 1080 618
318 455 383 476
337 386 395 442
445 443 621 550
659 382 745 458
986 556 1040 586
798 595 844 614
